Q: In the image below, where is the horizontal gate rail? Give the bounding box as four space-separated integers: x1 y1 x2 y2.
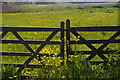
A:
71 26 120 31
1 40 61 44
1 27 61 31
70 50 119 55
70 39 120 44
0 52 60 57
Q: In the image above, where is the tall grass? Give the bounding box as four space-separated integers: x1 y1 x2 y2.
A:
2 51 120 79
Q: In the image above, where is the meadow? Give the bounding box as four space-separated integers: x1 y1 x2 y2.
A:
1 2 120 79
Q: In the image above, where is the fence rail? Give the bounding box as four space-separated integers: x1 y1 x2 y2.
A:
71 26 119 31
1 27 61 31
70 39 120 44
0 52 60 57
70 50 119 55
1 40 61 44
1 19 120 75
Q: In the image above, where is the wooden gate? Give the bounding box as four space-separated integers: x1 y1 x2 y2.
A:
1 19 120 75
0 21 65 75
66 19 120 65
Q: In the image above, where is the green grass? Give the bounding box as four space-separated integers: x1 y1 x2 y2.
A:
2 8 118 27
1 3 120 79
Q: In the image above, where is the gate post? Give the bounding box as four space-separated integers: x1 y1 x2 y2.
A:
66 19 70 62
60 21 65 66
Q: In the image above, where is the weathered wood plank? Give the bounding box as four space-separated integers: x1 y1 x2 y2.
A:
70 39 120 44
1 26 120 32
71 26 120 31
0 52 60 57
1 40 61 44
60 21 65 66
0 31 8 38
1 27 61 31
66 19 71 61
70 50 119 55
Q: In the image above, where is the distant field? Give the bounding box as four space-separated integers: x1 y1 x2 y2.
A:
2 3 118 27
1 3 120 78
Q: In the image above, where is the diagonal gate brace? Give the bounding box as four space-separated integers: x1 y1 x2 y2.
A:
71 29 108 60
11 30 58 74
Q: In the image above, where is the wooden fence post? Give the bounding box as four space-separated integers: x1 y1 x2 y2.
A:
60 21 65 66
66 19 70 62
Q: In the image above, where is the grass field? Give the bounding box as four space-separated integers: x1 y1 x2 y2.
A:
1 3 120 79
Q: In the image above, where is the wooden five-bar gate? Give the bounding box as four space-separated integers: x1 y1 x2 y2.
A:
66 19 120 64
0 19 120 75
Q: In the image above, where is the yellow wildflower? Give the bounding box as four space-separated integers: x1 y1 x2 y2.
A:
13 76 17 78
9 77 13 79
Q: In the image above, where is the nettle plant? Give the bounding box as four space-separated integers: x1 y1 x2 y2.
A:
37 54 96 79
2 65 18 79
97 51 120 78
37 50 120 79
